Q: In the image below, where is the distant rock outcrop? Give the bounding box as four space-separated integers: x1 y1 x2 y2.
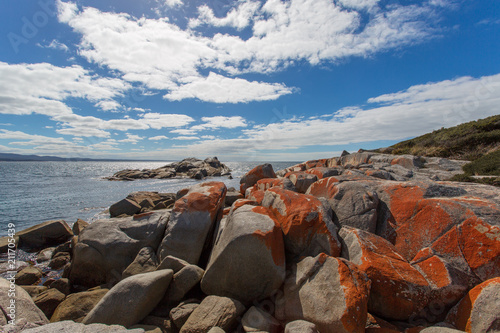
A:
105 157 231 181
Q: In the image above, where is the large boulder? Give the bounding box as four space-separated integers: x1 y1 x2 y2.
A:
50 288 108 323
157 182 226 265
22 320 145 332
261 188 341 260
340 227 431 321
15 220 73 250
276 254 371 333
180 296 245 333
285 320 319 333
375 181 500 262
201 204 285 303
240 164 276 195
0 277 49 325
70 211 169 287
83 269 174 328
163 264 204 305
445 277 500 333
322 181 379 233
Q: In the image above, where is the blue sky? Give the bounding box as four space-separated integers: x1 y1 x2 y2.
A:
0 0 499 161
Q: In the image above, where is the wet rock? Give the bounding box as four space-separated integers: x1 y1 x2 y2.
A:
15 266 43 285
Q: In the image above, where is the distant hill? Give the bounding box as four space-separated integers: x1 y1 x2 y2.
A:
377 114 500 161
374 115 500 184
0 153 163 162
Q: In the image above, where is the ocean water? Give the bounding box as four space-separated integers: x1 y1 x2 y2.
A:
0 161 297 237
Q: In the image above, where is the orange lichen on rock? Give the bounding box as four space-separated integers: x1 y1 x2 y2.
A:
263 187 341 258
173 181 227 220
337 258 371 333
446 277 500 332
305 176 343 198
252 206 286 267
240 164 276 195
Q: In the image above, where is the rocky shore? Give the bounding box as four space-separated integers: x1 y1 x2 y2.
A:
1 151 499 333
104 157 232 181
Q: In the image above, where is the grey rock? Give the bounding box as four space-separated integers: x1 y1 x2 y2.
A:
35 247 55 263
49 278 71 295
207 328 225 333
15 266 43 285
21 285 48 298
180 296 245 333
327 181 379 233
22 320 145 332
33 288 66 319
419 327 463 332
242 306 280 333
284 320 319 333
70 211 169 287
83 269 174 328
109 199 142 217
164 264 204 304
16 220 73 250
157 255 190 273
51 288 108 323
201 204 285 303
0 318 41 332
288 172 318 194
170 301 200 329
0 277 49 325
122 247 159 279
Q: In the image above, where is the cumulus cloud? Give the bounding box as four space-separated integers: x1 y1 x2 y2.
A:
149 135 169 140
145 72 500 160
192 116 248 131
57 0 446 103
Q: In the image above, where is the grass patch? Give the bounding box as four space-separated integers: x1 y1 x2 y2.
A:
380 115 500 160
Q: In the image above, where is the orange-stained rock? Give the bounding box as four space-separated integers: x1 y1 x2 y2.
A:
365 313 400 333
201 204 285 303
411 254 470 321
445 277 500 333
340 227 431 321
276 254 371 333
305 167 342 179
375 181 500 262
304 159 329 169
262 188 341 259
254 177 296 192
222 207 231 217
240 164 276 195
157 182 227 265
246 188 266 205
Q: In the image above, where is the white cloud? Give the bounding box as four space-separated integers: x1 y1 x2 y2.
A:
118 133 143 144
170 129 198 135
0 129 90 153
142 72 500 160
38 40 70 52
149 135 169 140
192 116 248 130
57 0 445 103
164 72 294 103
189 1 261 30
173 136 200 140
163 0 183 8
140 113 195 129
